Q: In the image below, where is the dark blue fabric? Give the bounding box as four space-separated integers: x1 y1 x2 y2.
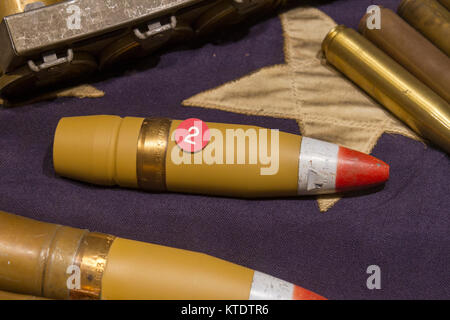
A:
0 0 449 299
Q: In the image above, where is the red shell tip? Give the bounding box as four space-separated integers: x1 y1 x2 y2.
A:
336 147 389 191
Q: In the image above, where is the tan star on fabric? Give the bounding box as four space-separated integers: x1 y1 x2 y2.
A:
183 6 420 212
0 84 104 106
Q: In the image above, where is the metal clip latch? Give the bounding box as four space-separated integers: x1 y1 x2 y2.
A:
28 49 74 72
133 16 177 51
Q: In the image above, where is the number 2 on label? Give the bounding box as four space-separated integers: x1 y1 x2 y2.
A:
184 126 199 145
175 118 210 152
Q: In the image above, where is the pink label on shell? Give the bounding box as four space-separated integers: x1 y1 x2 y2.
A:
175 118 210 153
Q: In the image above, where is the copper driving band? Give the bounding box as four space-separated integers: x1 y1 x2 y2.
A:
136 117 172 192
69 232 115 300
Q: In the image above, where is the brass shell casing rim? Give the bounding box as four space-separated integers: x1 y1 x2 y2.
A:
322 25 344 55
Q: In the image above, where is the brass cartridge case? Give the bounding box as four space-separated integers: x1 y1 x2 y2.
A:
359 7 450 102
398 0 450 56
322 26 450 154
438 0 450 10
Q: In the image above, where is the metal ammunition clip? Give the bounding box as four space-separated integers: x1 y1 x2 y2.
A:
0 0 282 102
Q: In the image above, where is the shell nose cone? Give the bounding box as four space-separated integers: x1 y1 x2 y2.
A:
336 147 390 191
293 285 327 300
